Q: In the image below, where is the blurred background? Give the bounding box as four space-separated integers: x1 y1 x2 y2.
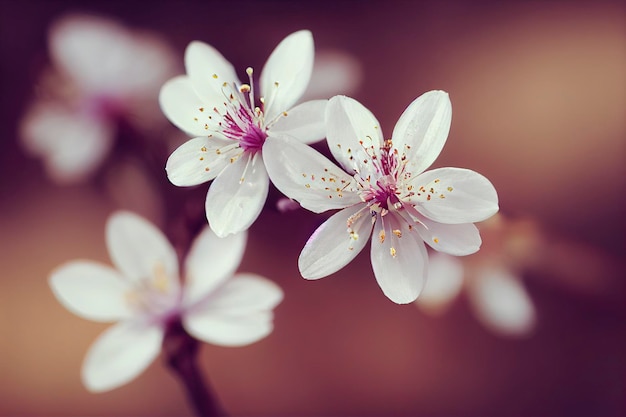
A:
0 0 624 416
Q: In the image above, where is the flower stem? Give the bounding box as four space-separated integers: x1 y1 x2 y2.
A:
163 320 226 417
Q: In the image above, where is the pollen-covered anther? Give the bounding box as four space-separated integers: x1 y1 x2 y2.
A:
379 230 385 243
239 84 251 93
447 186 453 192
389 247 397 257
392 229 402 238
212 74 218 79
433 237 439 244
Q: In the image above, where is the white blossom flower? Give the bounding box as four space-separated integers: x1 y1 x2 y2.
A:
160 30 327 237
417 214 538 336
264 91 499 304
49 211 282 392
20 14 177 184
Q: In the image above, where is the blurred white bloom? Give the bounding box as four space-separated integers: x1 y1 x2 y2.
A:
161 30 327 237
265 91 499 304
20 14 177 184
303 50 364 100
50 211 282 392
417 214 538 337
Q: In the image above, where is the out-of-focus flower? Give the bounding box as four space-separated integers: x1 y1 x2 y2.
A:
50 211 283 392
303 50 364 100
20 14 177 184
265 91 499 304
160 30 327 237
417 214 538 337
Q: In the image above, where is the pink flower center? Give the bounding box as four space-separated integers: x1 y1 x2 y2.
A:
358 140 404 210
216 67 269 153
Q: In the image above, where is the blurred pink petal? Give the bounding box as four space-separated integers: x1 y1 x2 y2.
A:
467 267 536 337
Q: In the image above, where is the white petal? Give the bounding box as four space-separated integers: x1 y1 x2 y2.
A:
263 135 360 213
298 204 372 279
183 274 283 347
268 100 327 144
49 261 133 322
411 167 499 224
467 268 536 337
20 102 114 184
205 152 269 237
82 321 163 392
301 49 363 100
185 41 240 104
159 76 218 137
183 227 247 307
416 252 464 313
166 136 238 186
106 212 180 290
370 213 428 304
391 90 452 175
326 95 383 175
415 216 482 256
260 30 314 121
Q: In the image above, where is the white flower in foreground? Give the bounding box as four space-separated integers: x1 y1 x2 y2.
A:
264 91 499 304
417 214 538 337
160 30 327 237
20 14 177 184
50 211 282 392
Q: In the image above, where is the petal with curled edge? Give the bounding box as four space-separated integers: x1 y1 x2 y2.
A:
205 152 269 237
299 203 372 280
263 135 360 213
